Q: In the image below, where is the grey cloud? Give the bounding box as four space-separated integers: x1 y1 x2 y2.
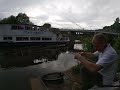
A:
64 0 120 28
0 0 47 8
35 15 49 22
0 0 120 29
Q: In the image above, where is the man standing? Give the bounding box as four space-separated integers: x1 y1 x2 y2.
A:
74 33 117 90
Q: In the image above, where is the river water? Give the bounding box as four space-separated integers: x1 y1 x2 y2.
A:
0 44 82 90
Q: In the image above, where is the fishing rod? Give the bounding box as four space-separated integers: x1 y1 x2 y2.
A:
65 17 84 30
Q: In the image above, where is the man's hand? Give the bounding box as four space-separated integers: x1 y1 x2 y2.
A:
79 52 95 59
74 53 86 61
74 53 102 72
79 52 87 57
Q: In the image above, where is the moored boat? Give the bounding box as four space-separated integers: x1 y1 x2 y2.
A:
0 24 70 48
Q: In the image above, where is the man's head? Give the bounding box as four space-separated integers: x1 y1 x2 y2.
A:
92 33 107 52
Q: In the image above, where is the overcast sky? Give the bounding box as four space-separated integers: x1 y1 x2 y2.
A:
0 0 120 29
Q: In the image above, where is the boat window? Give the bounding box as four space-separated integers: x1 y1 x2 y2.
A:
16 37 29 41
25 26 37 30
30 37 41 40
11 25 24 30
60 38 65 40
3 37 12 40
25 26 32 30
42 37 52 40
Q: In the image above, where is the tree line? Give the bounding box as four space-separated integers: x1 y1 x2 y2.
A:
0 13 33 25
0 13 51 28
102 17 120 32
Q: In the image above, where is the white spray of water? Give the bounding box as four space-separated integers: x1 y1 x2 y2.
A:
39 52 79 72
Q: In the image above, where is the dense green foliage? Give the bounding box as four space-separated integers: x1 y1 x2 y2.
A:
103 17 120 33
113 36 120 72
42 23 51 28
72 64 82 74
0 13 33 25
81 36 94 52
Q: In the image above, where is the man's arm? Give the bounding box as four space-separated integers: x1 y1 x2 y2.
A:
80 52 96 59
74 53 102 73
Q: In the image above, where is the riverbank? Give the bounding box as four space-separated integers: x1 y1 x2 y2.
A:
63 67 82 90
63 67 120 90
43 66 82 90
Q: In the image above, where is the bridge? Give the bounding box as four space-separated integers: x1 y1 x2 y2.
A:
60 28 120 35
59 28 120 49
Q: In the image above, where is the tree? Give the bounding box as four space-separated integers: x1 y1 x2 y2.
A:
115 17 119 23
103 26 110 29
111 18 120 32
0 18 7 24
16 13 30 24
42 23 51 28
113 36 120 72
0 13 34 25
7 15 16 24
102 17 120 32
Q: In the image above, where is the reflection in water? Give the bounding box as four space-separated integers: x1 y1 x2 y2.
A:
74 44 83 50
0 44 82 69
0 45 67 68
